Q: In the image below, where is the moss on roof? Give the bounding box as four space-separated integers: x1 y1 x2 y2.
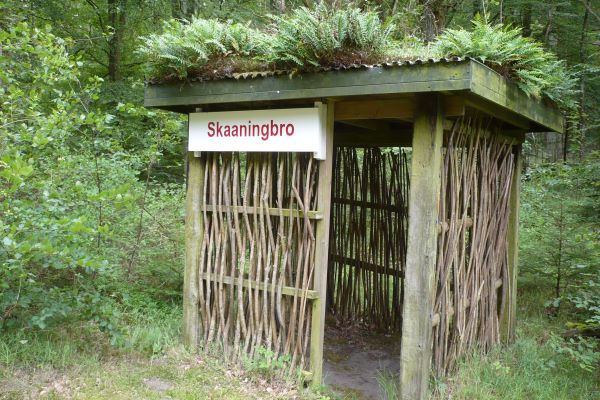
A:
138 5 576 109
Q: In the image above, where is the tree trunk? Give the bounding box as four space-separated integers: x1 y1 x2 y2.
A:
419 0 445 42
270 0 285 14
522 2 532 37
578 1 590 161
107 0 126 81
555 204 564 300
171 0 199 20
543 2 554 46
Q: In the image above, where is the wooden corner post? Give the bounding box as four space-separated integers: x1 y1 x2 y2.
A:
310 102 335 386
501 144 522 343
400 94 444 400
184 152 204 349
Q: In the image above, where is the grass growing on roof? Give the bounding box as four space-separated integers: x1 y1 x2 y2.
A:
138 4 575 107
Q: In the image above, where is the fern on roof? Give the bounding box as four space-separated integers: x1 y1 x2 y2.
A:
435 16 577 107
262 4 393 68
137 18 266 80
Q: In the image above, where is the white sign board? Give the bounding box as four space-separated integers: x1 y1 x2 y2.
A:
188 105 327 159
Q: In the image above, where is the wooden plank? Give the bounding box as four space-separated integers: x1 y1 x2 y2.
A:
145 61 473 109
432 278 503 328
146 60 562 134
310 102 335 386
469 61 564 133
443 96 465 118
200 204 323 220
335 98 414 120
501 145 522 343
183 152 204 350
199 273 319 300
464 94 531 132
337 120 389 131
334 97 462 122
400 94 444 400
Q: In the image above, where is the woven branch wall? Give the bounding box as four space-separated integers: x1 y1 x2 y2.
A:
196 152 319 371
327 147 410 332
433 117 516 374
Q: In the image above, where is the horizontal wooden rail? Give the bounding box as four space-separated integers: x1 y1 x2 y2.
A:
199 273 319 300
431 278 503 328
332 197 407 213
330 254 403 278
201 204 323 220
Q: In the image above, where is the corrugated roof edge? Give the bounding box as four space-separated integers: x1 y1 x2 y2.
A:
145 56 468 85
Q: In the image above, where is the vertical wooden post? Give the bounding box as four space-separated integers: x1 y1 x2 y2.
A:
400 94 444 400
184 152 204 349
310 102 335 386
501 145 522 343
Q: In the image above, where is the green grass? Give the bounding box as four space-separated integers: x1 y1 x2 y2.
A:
430 280 600 400
1 281 597 399
0 304 331 400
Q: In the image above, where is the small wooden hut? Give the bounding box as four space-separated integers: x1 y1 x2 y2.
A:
144 58 563 399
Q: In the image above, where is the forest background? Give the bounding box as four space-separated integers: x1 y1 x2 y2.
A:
0 0 599 399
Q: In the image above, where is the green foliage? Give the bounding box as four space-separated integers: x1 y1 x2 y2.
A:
520 156 600 371
0 21 186 345
137 18 266 80
0 22 123 339
431 335 597 399
549 335 600 372
375 370 400 400
263 4 393 68
435 16 578 107
243 346 291 380
520 162 600 301
136 5 574 107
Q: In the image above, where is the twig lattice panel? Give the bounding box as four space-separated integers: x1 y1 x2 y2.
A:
327 147 410 332
196 152 319 371
433 117 516 374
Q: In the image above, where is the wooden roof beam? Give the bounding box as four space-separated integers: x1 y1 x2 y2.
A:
334 96 465 121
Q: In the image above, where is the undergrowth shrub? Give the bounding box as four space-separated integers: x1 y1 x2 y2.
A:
0 23 123 341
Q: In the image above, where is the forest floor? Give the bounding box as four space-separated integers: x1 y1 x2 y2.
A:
1 280 598 400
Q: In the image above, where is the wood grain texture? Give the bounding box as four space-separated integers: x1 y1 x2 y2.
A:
433 116 516 374
145 60 562 133
145 61 471 109
309 102 335 385
193 151 320 371
184 152 203 350
400 94 444 400
501 145 522 343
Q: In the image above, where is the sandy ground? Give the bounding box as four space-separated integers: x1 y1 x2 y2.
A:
322 322 401 399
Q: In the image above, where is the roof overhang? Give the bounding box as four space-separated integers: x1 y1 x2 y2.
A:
144 59 564 133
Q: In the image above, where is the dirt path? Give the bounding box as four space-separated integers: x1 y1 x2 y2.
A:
322 324 401 399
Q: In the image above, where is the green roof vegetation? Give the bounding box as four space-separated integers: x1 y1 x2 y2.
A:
138 4 575 108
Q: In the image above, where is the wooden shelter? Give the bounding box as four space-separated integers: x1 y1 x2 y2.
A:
144 58 563 400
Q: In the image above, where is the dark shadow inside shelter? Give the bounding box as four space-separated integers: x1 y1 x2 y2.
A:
323 127 411 399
